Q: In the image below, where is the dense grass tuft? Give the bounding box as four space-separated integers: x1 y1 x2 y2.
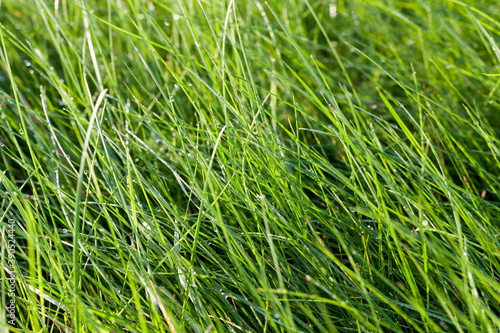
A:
1 0 500 332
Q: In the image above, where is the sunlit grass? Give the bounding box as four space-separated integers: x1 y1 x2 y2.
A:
1 0 500 332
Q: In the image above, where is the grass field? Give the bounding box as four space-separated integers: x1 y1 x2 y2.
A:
1 0 500 332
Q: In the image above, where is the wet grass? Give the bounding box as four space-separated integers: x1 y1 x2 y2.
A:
1 0 500 332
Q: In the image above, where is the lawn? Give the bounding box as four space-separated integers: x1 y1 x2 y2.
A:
1 0 500 332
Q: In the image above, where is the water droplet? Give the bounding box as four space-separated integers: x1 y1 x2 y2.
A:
24 60 31 67
330 3 337 18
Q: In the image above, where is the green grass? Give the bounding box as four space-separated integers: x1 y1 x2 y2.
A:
0 0 500 331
